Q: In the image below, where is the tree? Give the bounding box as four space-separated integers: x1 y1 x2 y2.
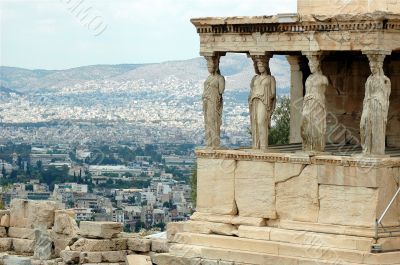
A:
128 196 136 205
36 160 43 171
10 170 17 180
269 96 290 145
154 222 166 231
25 183 33 191
66 200 75 209
134 222 145 232
124 224 132 233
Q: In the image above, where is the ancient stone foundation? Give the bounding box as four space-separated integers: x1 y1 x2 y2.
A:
152 149 400 265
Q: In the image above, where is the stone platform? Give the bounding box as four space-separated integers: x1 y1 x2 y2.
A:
154 149 400 264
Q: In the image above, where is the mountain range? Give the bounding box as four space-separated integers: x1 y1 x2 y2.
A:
0 54 290 94
0 54 291 144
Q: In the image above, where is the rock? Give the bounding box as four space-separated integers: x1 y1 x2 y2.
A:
0 253 9 265
0 238 12 252
34 229 54 260
79 251 133 264
10 199 57 229
79 221 122 239
69 238 127 252
151 239 169 253
0 227 6 237
12 238 35 254
0 210 10 217
0 215 10 228
166 222 184 242
79 252 102 264
125 255 152 265
53 212 79 236
8 227 36 240
60 250 80 264
3 256 31 265
50 232 78 257
127 238 151 252
101 251 132 263
51 212 79 256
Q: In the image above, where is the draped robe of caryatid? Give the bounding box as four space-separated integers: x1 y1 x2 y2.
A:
249 74 276 149
203 73 225 148
360 74 391 155
301 73 328 152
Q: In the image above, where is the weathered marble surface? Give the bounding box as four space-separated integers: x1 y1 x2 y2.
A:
249 55 276 150
203 55 225 148
195 149 400 230
301 53 329 152
298 0 400 15
360 52 391 155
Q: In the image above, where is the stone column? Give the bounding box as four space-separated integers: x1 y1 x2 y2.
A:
249 52 276 150
202 52 226 148
286 55 304 144
301 52 329 152
360 50 392 156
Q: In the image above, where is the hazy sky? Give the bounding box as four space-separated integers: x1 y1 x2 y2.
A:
0 0 297 70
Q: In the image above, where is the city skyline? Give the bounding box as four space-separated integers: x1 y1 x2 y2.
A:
0 0 297 70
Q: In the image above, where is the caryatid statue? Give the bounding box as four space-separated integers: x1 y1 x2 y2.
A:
249 55 276 150
203 55 225 148
301 53 329 152
360 53 391 155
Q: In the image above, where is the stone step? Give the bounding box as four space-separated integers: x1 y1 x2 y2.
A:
172 232 400 264
238 226 374 251
168 243 361 265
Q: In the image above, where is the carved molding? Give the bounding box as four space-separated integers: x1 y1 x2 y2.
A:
195 149 400 167
193 20 400 35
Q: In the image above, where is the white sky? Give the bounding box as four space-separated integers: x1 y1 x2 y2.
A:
0 0 297 69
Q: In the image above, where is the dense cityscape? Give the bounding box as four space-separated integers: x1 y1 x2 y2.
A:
0 142 195 233
0 55 289 233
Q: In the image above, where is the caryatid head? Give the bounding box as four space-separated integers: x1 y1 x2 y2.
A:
205 56 220 75
307 55 321 74
253 56 271 75
367 54 385 76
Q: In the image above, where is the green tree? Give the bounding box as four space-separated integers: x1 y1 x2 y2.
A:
124 224 132 233
66 200 75 208
154 222 166 231
128 196 136 205
269 96 290 145
36 160 43 171
25 183 33 191
134 222 145 232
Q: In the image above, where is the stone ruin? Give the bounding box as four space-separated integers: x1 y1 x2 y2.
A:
0 199 163 265
2 0 400 264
